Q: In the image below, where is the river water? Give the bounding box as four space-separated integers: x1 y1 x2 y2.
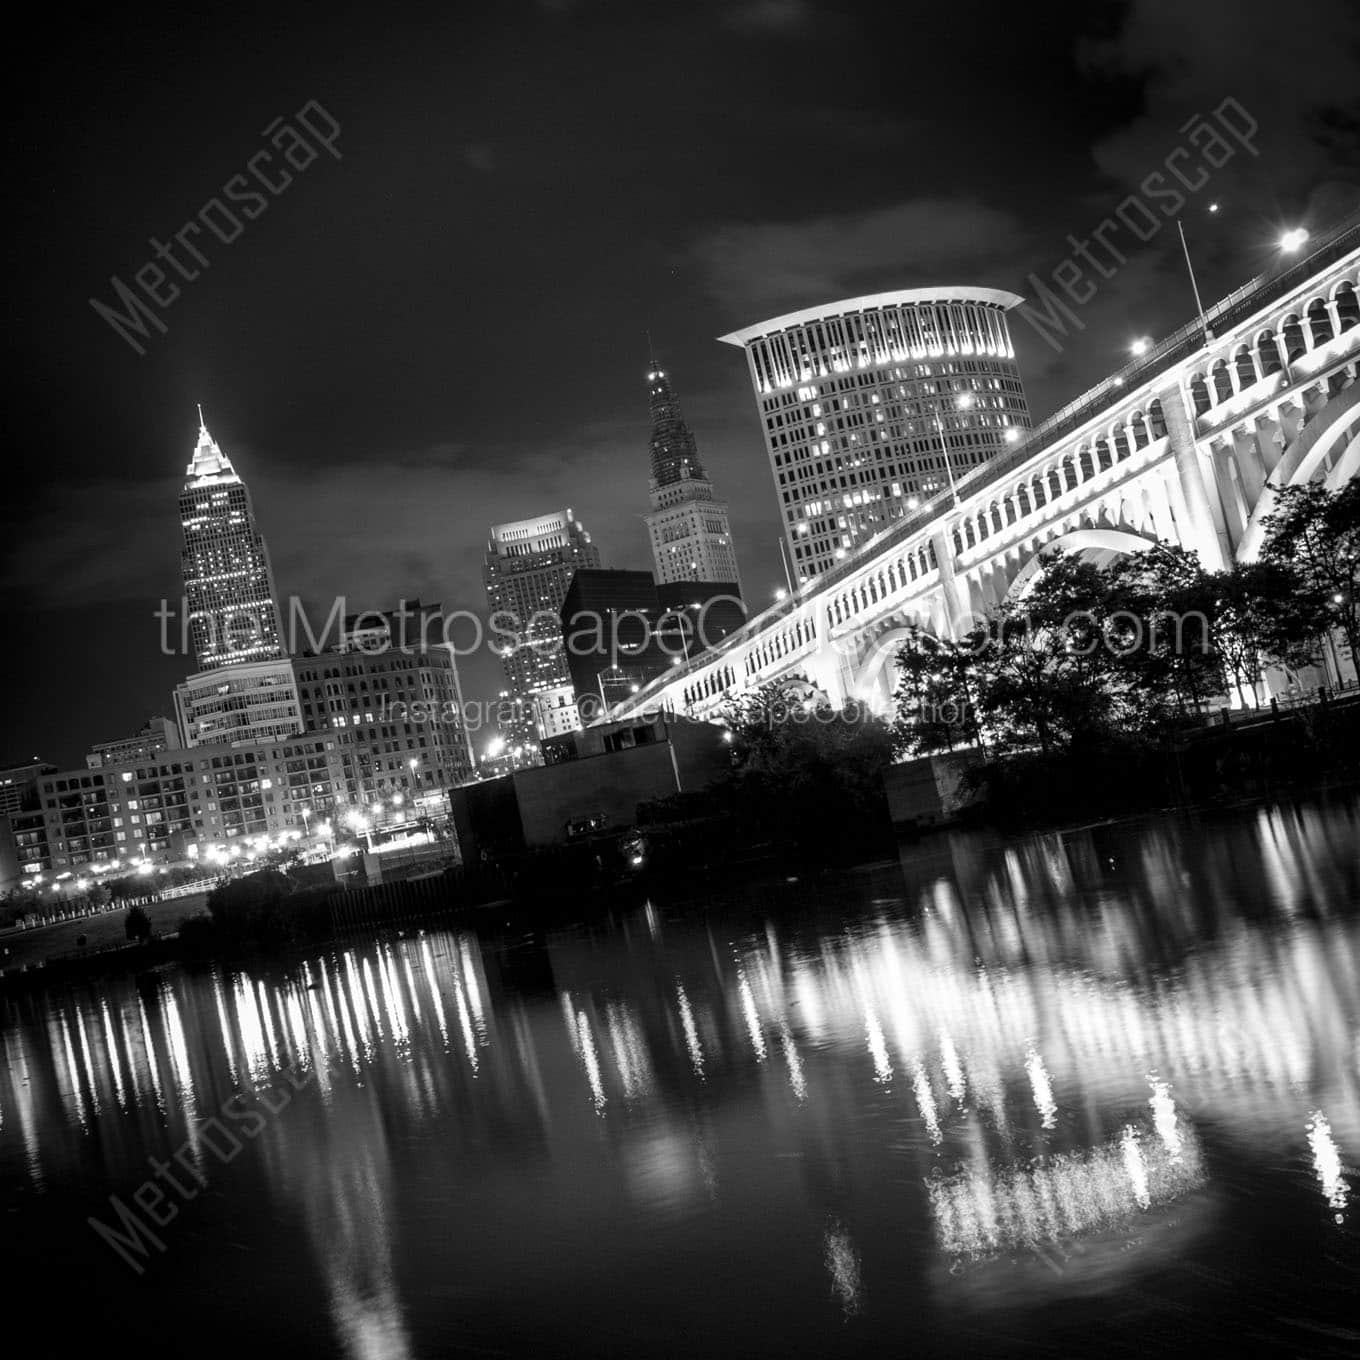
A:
2 797 1357 1357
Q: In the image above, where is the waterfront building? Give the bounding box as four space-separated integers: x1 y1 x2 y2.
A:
719 288 1031 580
642 365 743 596
452 714 730 857
483 509 601 747
179 411 287 669
0 759 56 818
22 734 346 874
174 659 304 748
0 807 49 885
293 622 474 808
85 716 181 769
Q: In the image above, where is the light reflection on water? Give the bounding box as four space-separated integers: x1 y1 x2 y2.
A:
1 797 1357 1358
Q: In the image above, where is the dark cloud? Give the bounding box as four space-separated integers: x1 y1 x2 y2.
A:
690 199 1025 322
1082 0 1360 221
722 0 818 36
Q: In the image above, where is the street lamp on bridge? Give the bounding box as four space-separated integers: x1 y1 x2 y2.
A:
935 391 978 507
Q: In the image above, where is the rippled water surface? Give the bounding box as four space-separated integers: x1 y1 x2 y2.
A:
2 797 1357 1357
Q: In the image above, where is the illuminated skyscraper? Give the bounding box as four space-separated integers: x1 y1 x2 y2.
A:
483 509 601 750
719 288 1031 581
179 410 286 669
642 365 742 595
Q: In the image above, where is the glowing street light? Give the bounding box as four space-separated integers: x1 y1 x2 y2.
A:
1004 428 1021 445
1279 227 1309 254
1130 336 1152 356
774 587 788 602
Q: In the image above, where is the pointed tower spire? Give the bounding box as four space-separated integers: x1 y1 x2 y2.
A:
646 329 658 376
646 364 705 486
642 360 743 597
185 408 236 482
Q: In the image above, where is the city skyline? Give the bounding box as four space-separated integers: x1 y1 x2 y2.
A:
8 2 1360 768
4 9 1359 1356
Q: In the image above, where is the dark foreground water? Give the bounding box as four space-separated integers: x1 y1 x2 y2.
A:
2 798 1358 1358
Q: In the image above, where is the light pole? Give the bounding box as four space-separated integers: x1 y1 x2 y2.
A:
935 391 975 506
597 667 617 720
777 536 796 595
1176 218 1211 341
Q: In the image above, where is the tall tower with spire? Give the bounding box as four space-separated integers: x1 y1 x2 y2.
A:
642 362 742 596
179 411 286 670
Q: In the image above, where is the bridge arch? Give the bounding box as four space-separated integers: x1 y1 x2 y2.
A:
849 619 939 715
1236 378 1360 560
1005 527 1160 602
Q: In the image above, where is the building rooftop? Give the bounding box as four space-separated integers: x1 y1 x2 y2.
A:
717 286 1026 346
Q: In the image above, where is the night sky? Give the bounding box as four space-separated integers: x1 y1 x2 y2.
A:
6 0 1358 768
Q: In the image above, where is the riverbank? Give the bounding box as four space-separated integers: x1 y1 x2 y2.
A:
5 777 1358 997
4 699 1356 993
913 690 1360 835
0 892 207 972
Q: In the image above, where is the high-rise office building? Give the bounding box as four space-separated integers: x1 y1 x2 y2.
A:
719 288 1031 581
175 411 303 747
559 569 691 719
642 365 743 596
179 410 287 669
483 509 601 748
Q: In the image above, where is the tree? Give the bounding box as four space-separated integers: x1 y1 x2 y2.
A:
974 552 1122 753
1204 560 1326 706
892 626 985 755
124 905 152 944
1260 482 1360 681
1103 546 1222 723
722 683 897 857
